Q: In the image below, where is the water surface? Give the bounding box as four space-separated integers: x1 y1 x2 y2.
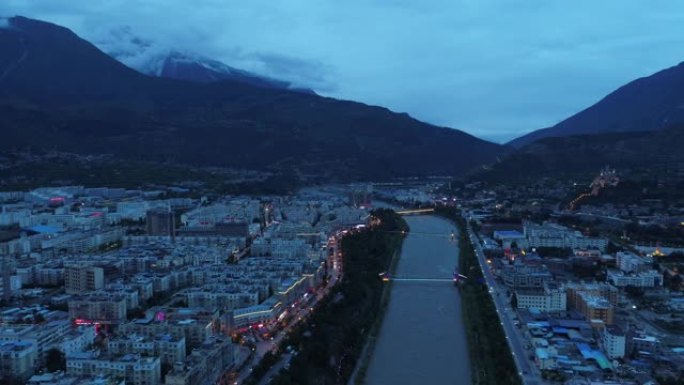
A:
364 215 471 385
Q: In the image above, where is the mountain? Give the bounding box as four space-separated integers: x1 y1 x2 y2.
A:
480 124 684 182
96 28 306 91
156 51 293 89
0 16 504 180
509 62 684 148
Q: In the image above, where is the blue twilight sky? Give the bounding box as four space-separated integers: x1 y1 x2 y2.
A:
3 0 684 142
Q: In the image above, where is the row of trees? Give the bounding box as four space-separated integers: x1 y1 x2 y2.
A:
267 209 407 385
436 206 522 385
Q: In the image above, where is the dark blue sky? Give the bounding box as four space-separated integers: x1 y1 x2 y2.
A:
3 0 684 142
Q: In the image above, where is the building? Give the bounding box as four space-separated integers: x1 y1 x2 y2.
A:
576 292 614 325
0 320 71 362
68 295 127 324
564 281 617 326
119 308 219 349
164 338 233 385
616 252 651 273
602 325 626 359
534 346 558 370
65 266 104 295
107 334 186 365
57 326 97 356
348 185 372 208
67 352 161 385
501 263 553 289
607 269 662 288
515 283 567 312
186 287 260 310
146 209 174 237
565 282 619 308
0 340 37 383
231 296 284 328
524 221 608 251
493 230 527 249
574 249 602 258
28 372 125 385
631 335 659 356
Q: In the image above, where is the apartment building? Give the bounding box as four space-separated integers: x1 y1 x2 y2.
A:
65 265 104 294
67 351 161 385
68 295 127 324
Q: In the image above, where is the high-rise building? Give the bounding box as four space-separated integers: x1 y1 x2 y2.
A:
349 184 373 207
146 209 174 237
65 265 104 295
603 325 626 359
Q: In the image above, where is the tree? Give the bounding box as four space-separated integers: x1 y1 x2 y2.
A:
624 285 645 298
510 293 518 309
45 348 66 372
127 307 146 320
668 274 682 291
605 241 623 255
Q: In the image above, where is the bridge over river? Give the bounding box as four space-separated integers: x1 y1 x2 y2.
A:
362 213 471 385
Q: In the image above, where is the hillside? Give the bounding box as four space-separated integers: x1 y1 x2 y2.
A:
510 61 684 148
480 125 684 182
0 16 504 180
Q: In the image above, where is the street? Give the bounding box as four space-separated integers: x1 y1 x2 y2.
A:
466 222 541 385
232 234 344 385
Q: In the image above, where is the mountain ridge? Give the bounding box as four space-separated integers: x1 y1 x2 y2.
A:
479 124 684 182
509 61 684 148
0 16 505 180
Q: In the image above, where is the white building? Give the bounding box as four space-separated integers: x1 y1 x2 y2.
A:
0 320 71 361
108 335 186 365
602 325 626 359
607 269 662 288
616 252 650 273
57 326 96 356
515 283 567 312
28 372 125 385
67 351 161 385
524 221 608 251
0 340 37 382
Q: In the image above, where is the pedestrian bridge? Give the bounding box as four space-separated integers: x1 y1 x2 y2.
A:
385 277 456 283
395 208 435 215
379 271 467 283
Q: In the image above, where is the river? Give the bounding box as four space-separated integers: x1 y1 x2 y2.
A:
364 214 472 385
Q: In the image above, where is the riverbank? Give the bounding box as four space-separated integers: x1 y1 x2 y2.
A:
349 242 403 385
435 206 521 385
269 209 407 385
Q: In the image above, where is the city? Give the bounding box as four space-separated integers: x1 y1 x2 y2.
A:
0 177 681 384
2 2 684 385
0 185 373 385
